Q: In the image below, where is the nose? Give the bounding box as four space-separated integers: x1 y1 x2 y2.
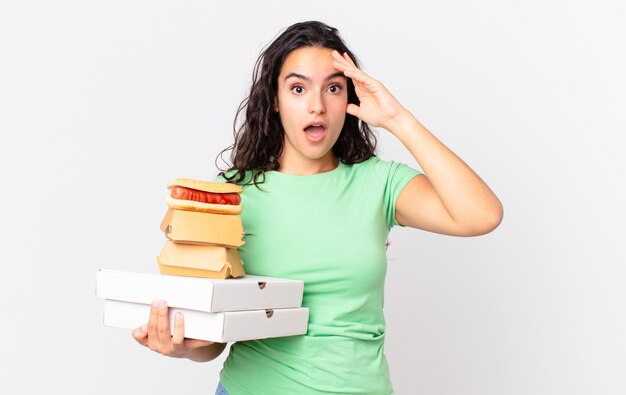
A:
308 91 326 115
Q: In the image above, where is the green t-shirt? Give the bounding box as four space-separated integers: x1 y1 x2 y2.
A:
219 156 421 395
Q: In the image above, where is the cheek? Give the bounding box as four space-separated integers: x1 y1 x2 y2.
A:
329 99 348 125
281 100 304 114
278 96 305 121
330 93 348 111
278 107 305 137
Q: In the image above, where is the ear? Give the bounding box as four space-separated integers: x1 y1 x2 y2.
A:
273 96 279 112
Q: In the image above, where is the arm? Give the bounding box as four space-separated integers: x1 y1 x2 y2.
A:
184 342 227 363
132 300 227 362
390 113 503 236
332 51 503 236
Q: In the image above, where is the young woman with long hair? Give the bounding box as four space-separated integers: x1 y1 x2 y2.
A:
133 21 503 395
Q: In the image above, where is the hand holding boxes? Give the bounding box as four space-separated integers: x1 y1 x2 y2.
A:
96 178 309 342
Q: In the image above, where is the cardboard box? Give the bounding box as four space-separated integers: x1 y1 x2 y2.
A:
96 269 305 312
160 208 245 248
103 299 309 342
157 241 245 279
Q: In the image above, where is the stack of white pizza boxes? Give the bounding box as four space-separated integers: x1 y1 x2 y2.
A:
96 179 309 342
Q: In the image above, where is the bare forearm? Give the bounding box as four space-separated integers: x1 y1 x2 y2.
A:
387 110 503 227
185 342 227 362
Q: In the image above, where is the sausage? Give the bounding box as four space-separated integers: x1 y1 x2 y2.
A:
170 186 241 205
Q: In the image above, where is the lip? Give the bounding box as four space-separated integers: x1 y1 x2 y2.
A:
303 121 328 143
303 120 328 130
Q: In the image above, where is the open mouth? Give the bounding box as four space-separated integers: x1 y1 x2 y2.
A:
304 123 327 142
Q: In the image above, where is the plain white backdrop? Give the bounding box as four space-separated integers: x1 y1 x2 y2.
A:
1 1 625 394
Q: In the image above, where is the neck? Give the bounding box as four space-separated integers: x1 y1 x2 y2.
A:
277 153 339 175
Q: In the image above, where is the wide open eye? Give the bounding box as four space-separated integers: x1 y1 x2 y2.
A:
328 84 343 94
291 85 304 94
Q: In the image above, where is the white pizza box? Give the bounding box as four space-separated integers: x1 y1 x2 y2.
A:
103 299 309 342
96 269 304 312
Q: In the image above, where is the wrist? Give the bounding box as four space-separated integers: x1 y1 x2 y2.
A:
385 109 420 138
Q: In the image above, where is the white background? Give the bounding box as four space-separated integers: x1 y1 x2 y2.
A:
1 1 625 394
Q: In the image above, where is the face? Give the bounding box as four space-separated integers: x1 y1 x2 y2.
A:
275 46 348 172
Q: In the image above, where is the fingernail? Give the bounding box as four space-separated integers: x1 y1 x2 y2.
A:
175 312 182 321
141 324 147 332
159 300 166 309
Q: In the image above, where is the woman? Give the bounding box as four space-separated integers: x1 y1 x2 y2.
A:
133 21 503 394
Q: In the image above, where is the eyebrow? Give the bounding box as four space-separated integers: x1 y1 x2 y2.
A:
283 71 345 83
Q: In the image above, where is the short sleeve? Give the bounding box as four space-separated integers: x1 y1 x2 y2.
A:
373 159 422 228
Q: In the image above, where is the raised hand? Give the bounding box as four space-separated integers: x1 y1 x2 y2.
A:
331 50 408 132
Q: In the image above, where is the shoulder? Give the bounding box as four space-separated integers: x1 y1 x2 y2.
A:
346 156 421 182
345 156 382 176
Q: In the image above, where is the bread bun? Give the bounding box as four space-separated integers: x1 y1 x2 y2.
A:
166 178 243 215
167 178 242 194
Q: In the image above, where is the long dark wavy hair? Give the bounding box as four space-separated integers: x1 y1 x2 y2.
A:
217 21 377 186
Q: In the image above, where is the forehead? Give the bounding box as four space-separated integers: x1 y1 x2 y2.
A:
279 46 336 77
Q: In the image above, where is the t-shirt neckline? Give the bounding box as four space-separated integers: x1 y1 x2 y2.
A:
269 161 346 179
